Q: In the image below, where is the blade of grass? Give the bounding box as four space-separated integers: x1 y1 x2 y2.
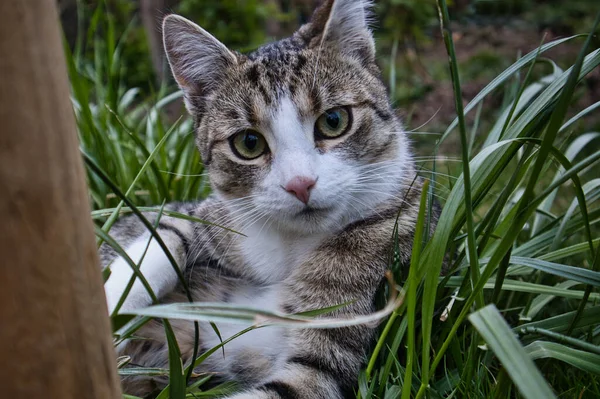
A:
422 2 483 387
402 180 430 399
99 117 182 244
560 100 600 132
522 281 579 320
568 239 600 334
444 277 599 300
128 277 405 329
517 306 600 335
518 327 600 356
434 0 482 310
524 341 600 374
497 35 547 142
91 207 244 236
469 305 556 399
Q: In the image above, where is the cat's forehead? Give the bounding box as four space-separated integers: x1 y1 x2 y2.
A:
247 35 309 61
242 51 311 100
240 37 319 101
208 43 378 125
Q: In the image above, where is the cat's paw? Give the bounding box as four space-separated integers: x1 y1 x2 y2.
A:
104 255 154 314
103 235 183 315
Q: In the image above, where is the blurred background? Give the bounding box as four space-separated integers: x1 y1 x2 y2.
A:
58 0 600 134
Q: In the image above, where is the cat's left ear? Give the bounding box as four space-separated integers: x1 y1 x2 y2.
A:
162 14 237 114
308 0 376 65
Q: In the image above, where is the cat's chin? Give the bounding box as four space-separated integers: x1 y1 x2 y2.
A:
295 205 333 218
271 205 347 236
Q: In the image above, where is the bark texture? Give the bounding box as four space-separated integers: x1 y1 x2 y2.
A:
0 1 121 397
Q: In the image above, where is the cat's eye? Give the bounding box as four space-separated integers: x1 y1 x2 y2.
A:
315 107 351 139
230 129 268 160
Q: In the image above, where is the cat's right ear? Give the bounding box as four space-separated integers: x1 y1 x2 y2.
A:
162 15 237 114
307 0 376 66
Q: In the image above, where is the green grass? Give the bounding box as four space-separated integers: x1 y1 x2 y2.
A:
67 2 600 398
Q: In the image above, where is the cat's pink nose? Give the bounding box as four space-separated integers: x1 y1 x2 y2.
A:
284 176 316 204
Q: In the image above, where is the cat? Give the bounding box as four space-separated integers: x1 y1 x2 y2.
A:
101 0 430 397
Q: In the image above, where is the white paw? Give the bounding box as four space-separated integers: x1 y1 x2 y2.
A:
104 236 179 315
104 255 154 314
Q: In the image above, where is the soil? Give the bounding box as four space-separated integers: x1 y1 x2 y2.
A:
404 20 600 155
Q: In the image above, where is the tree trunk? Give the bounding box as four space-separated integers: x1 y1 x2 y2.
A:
0 1 121 398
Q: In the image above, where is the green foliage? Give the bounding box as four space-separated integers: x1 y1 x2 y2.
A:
375 0 439 106
66 1 600 398
378 0 437 45
176 0 293 53
460 49 507 81
73 0 155 90
65 2 207 212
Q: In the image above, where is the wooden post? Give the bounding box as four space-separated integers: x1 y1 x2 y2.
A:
0 1 121 398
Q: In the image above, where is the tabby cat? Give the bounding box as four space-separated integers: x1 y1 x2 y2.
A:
102 0 428 397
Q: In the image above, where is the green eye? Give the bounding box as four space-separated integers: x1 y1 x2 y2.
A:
230 130 268 160
315 107 351 139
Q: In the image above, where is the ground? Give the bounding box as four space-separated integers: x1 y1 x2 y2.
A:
396 19 600 156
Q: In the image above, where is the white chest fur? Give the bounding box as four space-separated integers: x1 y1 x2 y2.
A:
238 222 325 283
201 223 327 375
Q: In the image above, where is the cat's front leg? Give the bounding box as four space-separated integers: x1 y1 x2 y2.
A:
101 206 196 314
103 231 187 314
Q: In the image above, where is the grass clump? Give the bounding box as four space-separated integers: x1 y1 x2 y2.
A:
67 2 600 398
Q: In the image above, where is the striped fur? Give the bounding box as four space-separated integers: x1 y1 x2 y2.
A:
102 1 435 397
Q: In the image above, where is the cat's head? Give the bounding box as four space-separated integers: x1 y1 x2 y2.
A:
163 0 413 235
